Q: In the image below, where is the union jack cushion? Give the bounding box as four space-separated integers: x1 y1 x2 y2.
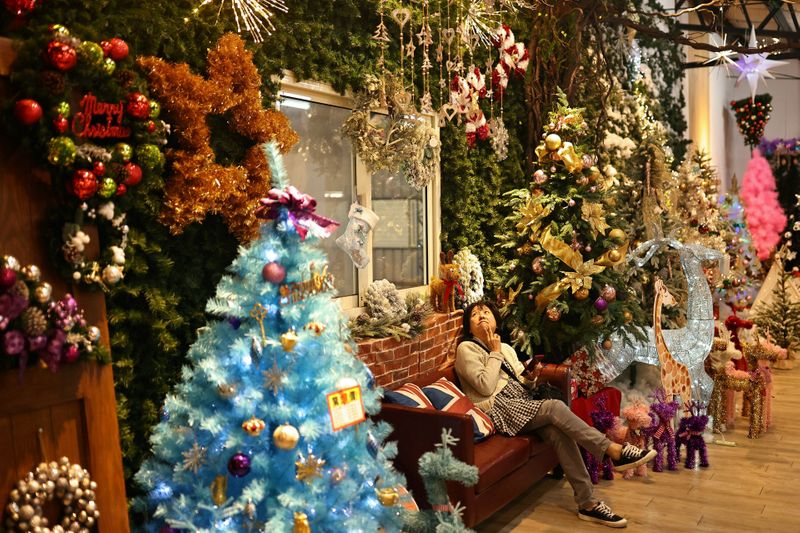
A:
422 377 495 441
384 383 435 409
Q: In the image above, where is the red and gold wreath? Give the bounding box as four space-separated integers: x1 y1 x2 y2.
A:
138 34 299 242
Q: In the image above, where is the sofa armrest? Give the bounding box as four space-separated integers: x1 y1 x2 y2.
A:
375 403 475 506
536 363 572 408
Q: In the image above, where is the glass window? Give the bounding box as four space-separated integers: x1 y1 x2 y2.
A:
371 169 426 289
279 95 357 297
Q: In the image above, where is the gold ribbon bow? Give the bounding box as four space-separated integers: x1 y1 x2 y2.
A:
533 140 583 174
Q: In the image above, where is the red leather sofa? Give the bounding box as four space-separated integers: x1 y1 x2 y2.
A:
376 363 571 528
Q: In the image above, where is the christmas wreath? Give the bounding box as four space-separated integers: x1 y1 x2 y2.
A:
7 24 167 288
4 457 99 532
341 74 440 190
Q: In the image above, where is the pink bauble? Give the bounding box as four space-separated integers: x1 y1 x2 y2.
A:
262 262 286 284
62 344 80 363
0 267 17 289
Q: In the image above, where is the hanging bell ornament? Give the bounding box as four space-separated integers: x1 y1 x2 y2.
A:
544 133 562 151
210 475 227 506
273 423 300 450
280 330 299 352
293 512 311 533
241 416 266 437
34 282 53 303
376 487 400 506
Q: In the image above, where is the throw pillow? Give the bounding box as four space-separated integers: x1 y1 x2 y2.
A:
384 383 435 409
422 377 495 441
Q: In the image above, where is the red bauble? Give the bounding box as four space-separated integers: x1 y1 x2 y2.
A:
46 40 77 71
0 267 17 289
4 0 36 16
146 120 157 133
115 183 127 196
108 38 129 61
100 40 113 57
62 344 80 364
93 161 106 176
13 99 42 126
70 169 98 200
122 162 143 186
126 92 150 120
262 261 286 284
52 114 68 133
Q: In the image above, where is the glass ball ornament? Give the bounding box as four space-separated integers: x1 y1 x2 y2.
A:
600 285 617 302
545 133 562 151
21 264 40 282
111 142 133 163
70 169 98 200
63 344 80 363
101 265 123 285
98 177 117 198
13 99 43 126
87 326 102 342
107 37 129 61
594 297 608 312
48 136 77 166
46 40 77 71
532 257 544 275
607 249 622 263
533 169 547 184
136 143 163 170
121 162 143 187
227 453 251 478
77 41 104 67
149 100 161 119
602 339 613 350
545 307 561 322
34 282 52 303
574 287 590 300
591 314 605 325
608 228 626 244
126 92 150 120
273 423 300 450
262 261 286 283
102 57 116 76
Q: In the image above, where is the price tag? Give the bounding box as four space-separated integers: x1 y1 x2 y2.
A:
326 385 366 431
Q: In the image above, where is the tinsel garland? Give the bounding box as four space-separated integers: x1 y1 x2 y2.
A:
138 33 299 242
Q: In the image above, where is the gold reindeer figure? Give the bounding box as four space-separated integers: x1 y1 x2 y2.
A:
430 251 461 314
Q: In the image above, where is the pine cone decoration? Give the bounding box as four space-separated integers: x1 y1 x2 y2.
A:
22 307 48 336
10 280 30 301
40 71 66 94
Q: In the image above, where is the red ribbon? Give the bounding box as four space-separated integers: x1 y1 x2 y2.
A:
255 186 339 240
432 503 453 513
653 422 674 441
442 279 463 306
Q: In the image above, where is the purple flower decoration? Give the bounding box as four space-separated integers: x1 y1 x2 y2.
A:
3 330 25 355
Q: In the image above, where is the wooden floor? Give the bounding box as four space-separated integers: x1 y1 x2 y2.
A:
477 364 800 532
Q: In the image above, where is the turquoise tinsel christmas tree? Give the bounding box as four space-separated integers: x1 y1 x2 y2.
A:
135 142 404 531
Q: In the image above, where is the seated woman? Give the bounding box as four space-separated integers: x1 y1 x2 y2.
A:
455 301 656 528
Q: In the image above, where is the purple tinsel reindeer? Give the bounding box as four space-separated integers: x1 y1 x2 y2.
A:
676 401 709 469
646 388 679 472
582 397 618 483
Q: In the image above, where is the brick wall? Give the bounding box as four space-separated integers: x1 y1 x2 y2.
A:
356 310 464 390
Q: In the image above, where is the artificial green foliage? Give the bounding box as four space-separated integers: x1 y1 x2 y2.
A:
349 293 433 341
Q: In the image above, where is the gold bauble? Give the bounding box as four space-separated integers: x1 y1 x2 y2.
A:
241 416 266 437
280 330 299 352
545 307 561 322
3 255 20 271
293 511 311 533
21 264 41 282
210 474 227 506
591 315 605 325
34 282 53 303
608 228 627 244
376 487 400 506
623 310 633 324
517 243 533 256
574 288 590 301
273 423 300 450
545 133 562 151
607 249 622 263
602 339 613 350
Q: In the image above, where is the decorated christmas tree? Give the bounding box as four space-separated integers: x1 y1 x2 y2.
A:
673 149 729 252
741 149 786 261
135 143 404 531
752 249 800 350
731 94 772 147
496 94 645 359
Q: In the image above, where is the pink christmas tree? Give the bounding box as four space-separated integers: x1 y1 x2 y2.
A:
741 149 786 260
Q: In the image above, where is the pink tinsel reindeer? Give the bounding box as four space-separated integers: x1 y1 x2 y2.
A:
612 398 652 479
741 149 786 261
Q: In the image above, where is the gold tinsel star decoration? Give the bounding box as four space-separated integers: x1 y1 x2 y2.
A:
138 34 299 241
295 453 326 483
181 442 208 474
262 359 286 394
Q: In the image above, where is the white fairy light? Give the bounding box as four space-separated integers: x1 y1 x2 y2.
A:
197 0 288 43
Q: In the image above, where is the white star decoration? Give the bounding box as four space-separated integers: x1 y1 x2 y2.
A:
703 33 737 70
734 27 787 101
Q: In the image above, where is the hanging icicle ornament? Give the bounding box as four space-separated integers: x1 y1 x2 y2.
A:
194 0 288 43
489 117 509 161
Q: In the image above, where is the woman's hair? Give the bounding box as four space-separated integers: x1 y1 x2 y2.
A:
462 300 502 340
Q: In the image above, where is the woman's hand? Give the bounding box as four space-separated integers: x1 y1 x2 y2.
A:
523 362 544 383
481 323 502 353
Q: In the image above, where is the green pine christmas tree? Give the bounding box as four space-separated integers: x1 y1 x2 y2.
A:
496 93 646 360
752 250 800 350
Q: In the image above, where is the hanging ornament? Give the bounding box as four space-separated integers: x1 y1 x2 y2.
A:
20 264 40 282
293 512 310 533
545 307 561 322
376 487 400 506
533 169 547 185
34 282 52 303
295 453 325 483
733 27 787 101
126 92 150 120
227 452 252 478
0 267 17 288
121 162 143 186
594 297 608 312
181 442 207 474
102 57 116 75
574 287 590 301
77 41 105 68
4 0 37 16
591 314 605 325
602 339 613 350
46 41 77 71
107 37 129 61
217 383 237 398
241 416 266 436
210 474 227 506
101 265 123 285
608 228 627 244
53 115 69 133
489 117 509 161
13 99 43 126
600 285 617 302
262 359 285 394
98 177 118 198
623 310 633 324
262 261 286 283
544 133 562 151
280 330 299 352
273 423 300 450
3 255 20 271
731 94 773 147
69 169 98 200
607 248 622 263
112 142 133 163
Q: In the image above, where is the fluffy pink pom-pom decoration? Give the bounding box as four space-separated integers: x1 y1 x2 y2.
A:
741 149 786 260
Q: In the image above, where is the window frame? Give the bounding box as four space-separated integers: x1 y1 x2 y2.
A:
278 72 441 317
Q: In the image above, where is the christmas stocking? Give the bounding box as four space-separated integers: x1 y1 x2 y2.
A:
336 203 379 268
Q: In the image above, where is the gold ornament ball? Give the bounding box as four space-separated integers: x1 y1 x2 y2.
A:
574 288 590 301
273 423 300 450
607 249 622 263
34 282 53 303
280 330 299 352
545 133 562 151
623 310 633 324
602 339 613 350
591 315 605 325
608 228 627 244
3 255 21 271
546 307 561 322
376 487 400 506
21 264 41 282
293 512 311 533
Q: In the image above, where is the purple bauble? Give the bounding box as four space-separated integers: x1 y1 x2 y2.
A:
228 317 242 330
227 452 251 477
62 344 80 363
261 261 286 284
3 330 25 355
0 267 17 289
28 335 47 351
594 297 608 312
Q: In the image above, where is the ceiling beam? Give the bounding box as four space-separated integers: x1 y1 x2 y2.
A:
677 22 799 41
682 50 800 69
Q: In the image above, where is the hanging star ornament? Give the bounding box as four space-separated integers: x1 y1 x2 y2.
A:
262 359 286 394
703 33 737 71
734 26 788 101
181 442 207 474
295 453 326 483
196 1 289 43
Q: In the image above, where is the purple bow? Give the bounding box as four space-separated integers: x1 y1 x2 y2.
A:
255 186 339 240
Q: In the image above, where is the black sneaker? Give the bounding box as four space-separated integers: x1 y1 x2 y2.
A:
612 442 657 472
578 501 627 528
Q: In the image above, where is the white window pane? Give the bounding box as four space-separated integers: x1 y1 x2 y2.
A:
371 169 426 289
280 96 357 297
